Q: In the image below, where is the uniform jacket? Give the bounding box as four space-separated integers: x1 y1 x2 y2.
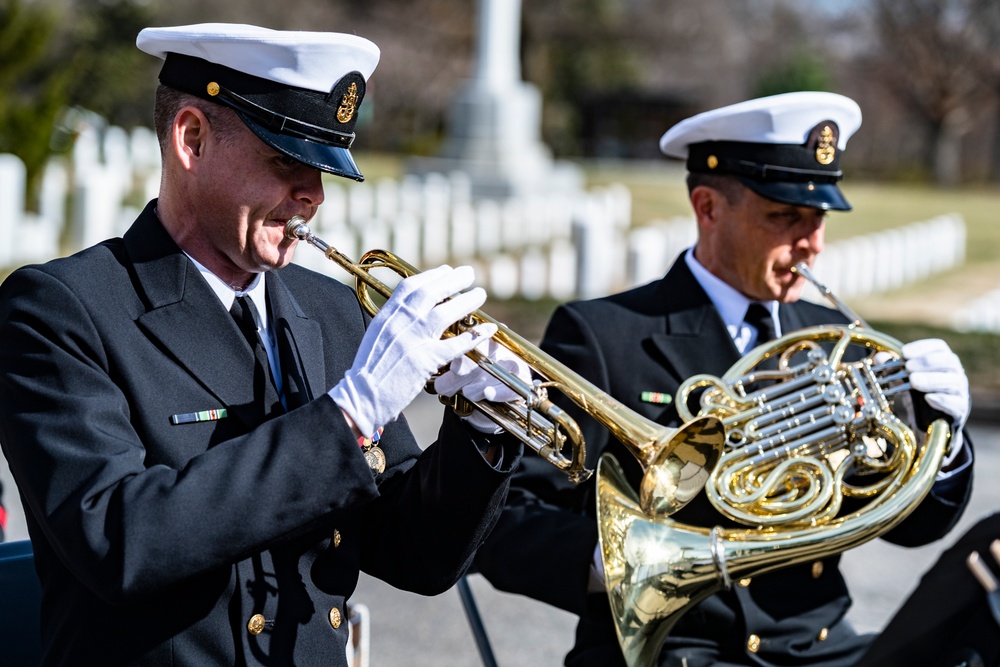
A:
0 202 520 666
476 255 972 667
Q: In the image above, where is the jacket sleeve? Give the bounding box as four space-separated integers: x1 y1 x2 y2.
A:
359 411 522 595
0 266 406 603
881 428 974 547
474 303 610 616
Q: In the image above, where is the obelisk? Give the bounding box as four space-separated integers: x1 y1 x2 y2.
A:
408 0 582 199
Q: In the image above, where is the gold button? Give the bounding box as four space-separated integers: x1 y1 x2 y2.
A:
707 155 719 169
206 81 220 97
329 607 342 629
247 613 266 636
738 577 752 587
747 634 761 653
333 529 342 548
811 561 824 578
817 627 829 641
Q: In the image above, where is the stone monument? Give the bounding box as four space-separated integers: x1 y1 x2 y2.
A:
407 0 583 200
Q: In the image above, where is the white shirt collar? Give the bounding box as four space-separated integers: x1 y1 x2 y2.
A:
683 247 780 352
184 253 269 330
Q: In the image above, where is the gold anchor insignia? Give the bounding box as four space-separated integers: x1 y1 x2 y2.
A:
815 125 836 165
337 82 359 124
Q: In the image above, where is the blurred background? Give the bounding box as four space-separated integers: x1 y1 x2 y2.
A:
3 0 1000 663
3 1 1000 365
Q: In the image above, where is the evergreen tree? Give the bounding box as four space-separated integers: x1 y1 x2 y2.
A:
0 0 73 204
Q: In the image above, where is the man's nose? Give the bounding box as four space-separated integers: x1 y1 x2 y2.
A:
795 218 825 255
295 168 326 208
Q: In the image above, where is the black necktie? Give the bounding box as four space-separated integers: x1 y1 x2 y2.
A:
230 295 284 417
744 302 777 347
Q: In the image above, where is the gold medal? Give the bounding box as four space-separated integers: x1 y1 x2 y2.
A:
363 445 386 474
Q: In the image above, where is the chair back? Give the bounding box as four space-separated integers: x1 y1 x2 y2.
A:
0 540 43 666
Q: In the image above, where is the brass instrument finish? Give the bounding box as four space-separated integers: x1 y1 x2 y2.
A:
285 216 725 491
597 266 953 667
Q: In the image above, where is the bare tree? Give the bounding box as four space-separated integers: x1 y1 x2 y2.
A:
868 0 995 184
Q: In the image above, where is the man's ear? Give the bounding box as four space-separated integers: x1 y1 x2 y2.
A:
690 185 722 230
171 106 210 173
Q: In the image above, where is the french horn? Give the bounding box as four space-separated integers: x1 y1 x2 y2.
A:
596 262 953 667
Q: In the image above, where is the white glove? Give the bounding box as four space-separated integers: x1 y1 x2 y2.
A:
903 338 970 464
329 265 496 438
433 338 532 433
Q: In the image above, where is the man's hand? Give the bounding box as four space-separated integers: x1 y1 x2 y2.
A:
903 338 971 465
433 338 532 434
329 265 496 438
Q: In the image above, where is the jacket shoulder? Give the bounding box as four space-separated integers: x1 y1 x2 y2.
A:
786 299 851 326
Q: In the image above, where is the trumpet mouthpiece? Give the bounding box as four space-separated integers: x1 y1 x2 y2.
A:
284 216 309 241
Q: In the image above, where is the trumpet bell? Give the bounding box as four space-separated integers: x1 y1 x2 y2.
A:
285 215 726 487
638 416 725 517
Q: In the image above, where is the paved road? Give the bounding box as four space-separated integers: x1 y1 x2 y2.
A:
3 393 999 666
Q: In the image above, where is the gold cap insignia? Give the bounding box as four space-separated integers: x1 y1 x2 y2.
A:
337 82 359 124
707 155 719 169
815 125 836 165
206 81 220 97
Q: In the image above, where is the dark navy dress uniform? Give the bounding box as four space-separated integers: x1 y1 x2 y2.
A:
475 92 973 667
0 24 522 666
478 258 972 667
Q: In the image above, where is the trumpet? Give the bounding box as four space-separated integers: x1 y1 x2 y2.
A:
285 216 724 507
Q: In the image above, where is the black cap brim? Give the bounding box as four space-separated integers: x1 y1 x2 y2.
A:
240 111 364 182
736 177 851 211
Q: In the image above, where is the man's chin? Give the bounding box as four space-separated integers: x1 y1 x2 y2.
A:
774 280 807 303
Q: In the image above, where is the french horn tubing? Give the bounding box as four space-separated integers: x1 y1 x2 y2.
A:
285 216 725 504
596 262 953 667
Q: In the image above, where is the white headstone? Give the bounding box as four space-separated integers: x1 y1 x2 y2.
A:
391 212 422 268
519 247 547 301
500 197 525 251
374 178 399 222
547 240 577 300
73 165 122 250
475 199 502 256
488 253 519 300
130 126 161 174
450 201 477 260
421 173 451 266
38 160 68 252
320 181 348 234
627 226 669 287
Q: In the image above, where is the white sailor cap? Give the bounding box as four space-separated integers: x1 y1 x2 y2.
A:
137 23 380 181
659 92 862 211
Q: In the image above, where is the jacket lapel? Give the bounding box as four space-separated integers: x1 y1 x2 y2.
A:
647 258 741 382
779 303 807 336
124 204 262 429
266 272 325 410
